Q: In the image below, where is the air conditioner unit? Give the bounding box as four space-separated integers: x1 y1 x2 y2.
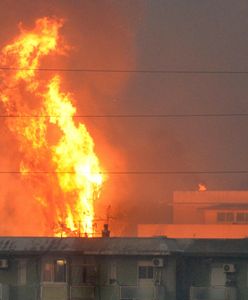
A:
0 283 9 300
223 264 236 273
0 260 8 269
152 258 164 267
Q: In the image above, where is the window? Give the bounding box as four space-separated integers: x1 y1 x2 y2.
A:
43 262 53 282
217 212 234 223
82 265 97 284
54 260 66 282
17 259 27 285
108 261 117 284
217 211 248 223
71 265 97 285
138 266 154 279
226 213 234 222
236 213 248 223
42 259 67 283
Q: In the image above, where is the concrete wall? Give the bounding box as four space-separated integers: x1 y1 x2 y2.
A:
138 223 248 238
0 254 174 300
178 257 248 300
173 191 248 224
0 257 40 300
6 254 248 300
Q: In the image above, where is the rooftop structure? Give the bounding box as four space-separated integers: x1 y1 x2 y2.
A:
138 190 248 238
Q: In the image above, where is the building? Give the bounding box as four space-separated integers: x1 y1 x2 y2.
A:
0 236 248 300
173 191 248 225
0 237 178 300
138 191 248 238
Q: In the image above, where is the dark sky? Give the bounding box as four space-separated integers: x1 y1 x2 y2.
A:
1 1 248 235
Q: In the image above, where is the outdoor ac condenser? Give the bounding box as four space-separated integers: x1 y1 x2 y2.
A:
0 284 9 300
223 264 236 273
152 258 164 267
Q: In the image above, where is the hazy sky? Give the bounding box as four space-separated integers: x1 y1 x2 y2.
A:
1 1 248 234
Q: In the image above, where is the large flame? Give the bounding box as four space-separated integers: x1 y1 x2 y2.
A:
0 17 104 236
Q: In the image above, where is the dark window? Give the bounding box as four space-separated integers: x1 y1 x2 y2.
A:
237 213 245 222
138 266 146 279
236 212 248 223
226 213 234 222
43 262 53 282
217 212 225 222
54 260 66 282
217 212 234 223
138 266 153 279
71 265 97 285
245 213 248 222
18 260 27 285
147 266 154 279
82 266 97 284
42 259 66 282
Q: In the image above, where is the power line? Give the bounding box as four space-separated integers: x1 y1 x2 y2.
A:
1 113 248 118
1 67 248 74
1 171 248 175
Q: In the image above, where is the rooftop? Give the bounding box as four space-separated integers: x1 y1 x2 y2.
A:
173 191 248 203
0 237 178 256
0 237 247 256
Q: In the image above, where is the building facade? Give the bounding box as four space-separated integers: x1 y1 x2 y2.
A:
0 237 248 300
138 191 248 238
0 237 178 300
173 191 248 225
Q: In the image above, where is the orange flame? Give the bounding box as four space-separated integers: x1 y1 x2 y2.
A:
198 183 207 192
0 17 105 236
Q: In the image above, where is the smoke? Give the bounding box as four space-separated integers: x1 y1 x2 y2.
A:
2 2 245 237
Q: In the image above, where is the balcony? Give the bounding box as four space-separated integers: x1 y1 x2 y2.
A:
190 286 237 300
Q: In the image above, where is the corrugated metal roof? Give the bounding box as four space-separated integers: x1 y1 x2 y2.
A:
0 237 248 256
176 238 248 256
0 237 179 255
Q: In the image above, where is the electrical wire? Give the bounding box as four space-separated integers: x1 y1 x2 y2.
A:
0 113 248 118
1 67 248 74
0 171 248 175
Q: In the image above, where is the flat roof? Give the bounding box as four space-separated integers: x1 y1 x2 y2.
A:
177 238 248 256
173 191 248 204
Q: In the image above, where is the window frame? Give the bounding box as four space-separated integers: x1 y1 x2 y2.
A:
137 260 154 282
138 266 154 279
216 210 248 224
17 259 27 286
70 263 98 286
216 211 234 223
41 258 67 284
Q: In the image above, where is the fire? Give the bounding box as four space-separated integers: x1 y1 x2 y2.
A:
0 17 105 236
198 183 207 192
